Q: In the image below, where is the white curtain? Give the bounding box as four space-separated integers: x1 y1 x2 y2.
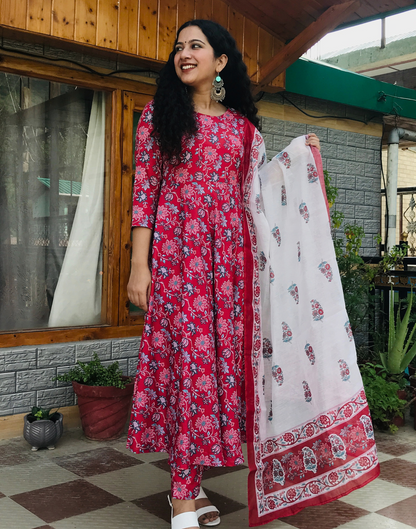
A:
49 92 105 327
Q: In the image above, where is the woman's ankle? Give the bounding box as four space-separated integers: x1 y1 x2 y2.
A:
171 498 196 515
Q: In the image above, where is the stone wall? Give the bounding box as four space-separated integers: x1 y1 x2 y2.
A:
260 92 382 257
0 338 141 416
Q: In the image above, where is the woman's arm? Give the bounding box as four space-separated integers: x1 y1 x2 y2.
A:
127 227 152 311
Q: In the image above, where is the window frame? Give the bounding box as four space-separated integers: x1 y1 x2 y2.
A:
0 54 155 347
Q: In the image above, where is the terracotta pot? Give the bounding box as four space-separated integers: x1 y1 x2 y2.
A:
23 412 63 451
72 377 134 440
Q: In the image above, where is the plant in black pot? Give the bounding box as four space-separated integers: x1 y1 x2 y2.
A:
23 407 63 451
54 353 134 441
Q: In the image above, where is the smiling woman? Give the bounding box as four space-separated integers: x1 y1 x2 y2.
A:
125 17 376 529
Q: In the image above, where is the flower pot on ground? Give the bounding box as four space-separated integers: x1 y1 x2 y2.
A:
54 353 134 441
72 376 134 440
23 407 63 451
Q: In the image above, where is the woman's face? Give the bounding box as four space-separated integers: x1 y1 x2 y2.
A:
173 26 227 89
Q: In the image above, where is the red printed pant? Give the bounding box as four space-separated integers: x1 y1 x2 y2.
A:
171 465 204 499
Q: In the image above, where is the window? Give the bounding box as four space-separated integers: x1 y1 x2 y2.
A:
0 73 108 332
0 59 154 345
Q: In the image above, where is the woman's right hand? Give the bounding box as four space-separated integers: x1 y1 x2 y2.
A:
127 264 152 312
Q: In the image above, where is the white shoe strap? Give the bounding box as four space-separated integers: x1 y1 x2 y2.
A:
196 505 220 517
171 511 200 529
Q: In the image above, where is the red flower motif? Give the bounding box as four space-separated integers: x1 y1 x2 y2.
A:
283 432 295 444
286 488 297 502
328 472 339 485
359 456 371 469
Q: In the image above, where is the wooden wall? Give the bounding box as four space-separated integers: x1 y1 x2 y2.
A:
0 0 285 88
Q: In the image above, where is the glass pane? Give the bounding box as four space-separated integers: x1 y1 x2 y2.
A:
130 110 145 315
0 74 107 331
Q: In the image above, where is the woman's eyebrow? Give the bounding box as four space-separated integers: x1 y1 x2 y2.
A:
176 39 205 45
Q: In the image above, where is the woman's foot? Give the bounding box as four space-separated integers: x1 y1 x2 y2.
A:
171 498 199 529
195 496 219 525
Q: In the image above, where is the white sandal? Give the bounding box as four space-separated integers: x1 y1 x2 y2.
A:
196 487 221 527
168 496 200 529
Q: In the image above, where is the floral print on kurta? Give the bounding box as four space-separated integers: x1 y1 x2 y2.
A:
127 102 247 472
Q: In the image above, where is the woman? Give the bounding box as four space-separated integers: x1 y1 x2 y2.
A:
127 19 378 529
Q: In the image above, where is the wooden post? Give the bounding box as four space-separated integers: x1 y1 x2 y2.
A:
252 0 361 95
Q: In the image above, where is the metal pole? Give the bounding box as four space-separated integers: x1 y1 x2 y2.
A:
386 130 400 252
386 128 416 252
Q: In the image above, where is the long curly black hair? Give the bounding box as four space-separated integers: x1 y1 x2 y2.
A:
152 19 260 161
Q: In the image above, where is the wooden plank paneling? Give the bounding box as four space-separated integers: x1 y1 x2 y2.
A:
257 27 274 84
228 8 244 53
270 37 284 90
0 0 27 28
27 0 52 35
243 17 258 79
96 0 118 49
51 0 76 39
195 0 212 20
158 0 178 61
211 0 228 28
118 0 139 54
254 1 361 93
178 0 194 28
74 0 97 45
138 0 158 59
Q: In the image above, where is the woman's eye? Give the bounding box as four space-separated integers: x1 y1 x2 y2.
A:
192 44 201 49
175 46 182 52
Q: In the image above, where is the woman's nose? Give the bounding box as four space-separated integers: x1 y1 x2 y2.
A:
179 46 191 60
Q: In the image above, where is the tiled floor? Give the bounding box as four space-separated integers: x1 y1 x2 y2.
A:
0 419 415 529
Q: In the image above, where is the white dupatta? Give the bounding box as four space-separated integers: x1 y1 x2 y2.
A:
244 133 380 526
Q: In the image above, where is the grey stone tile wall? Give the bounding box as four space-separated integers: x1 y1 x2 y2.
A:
260 92 382 257
0 339 141 417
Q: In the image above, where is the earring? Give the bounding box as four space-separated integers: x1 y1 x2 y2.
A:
211 73 226 102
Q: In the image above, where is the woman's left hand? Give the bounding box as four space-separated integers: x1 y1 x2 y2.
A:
305 133 321 151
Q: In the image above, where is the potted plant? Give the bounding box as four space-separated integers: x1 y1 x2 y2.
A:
23 407 63 451
380 287 416 385
54 353 134 441
360 363 407 433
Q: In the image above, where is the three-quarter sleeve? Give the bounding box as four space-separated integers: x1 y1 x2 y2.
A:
132 102 162 229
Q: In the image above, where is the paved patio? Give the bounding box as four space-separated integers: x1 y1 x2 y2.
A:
0 417 415 529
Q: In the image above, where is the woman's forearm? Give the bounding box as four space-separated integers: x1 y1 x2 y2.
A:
131 227 152 269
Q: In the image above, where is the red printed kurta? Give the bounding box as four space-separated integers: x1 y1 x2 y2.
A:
127 102 248 473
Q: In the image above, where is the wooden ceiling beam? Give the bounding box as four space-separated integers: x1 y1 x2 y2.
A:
252 0 361 94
